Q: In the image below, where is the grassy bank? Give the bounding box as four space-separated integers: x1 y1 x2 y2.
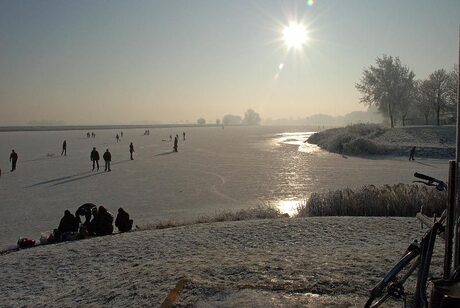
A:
307 123 455 158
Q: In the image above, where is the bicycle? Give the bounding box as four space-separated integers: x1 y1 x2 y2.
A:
364 172 447 308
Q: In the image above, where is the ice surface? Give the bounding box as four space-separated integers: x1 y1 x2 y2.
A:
0 126 449 248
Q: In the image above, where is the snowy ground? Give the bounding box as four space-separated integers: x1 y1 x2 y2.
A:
0 217 442 307
0 126 449 249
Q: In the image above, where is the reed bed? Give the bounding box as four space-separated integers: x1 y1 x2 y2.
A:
296 184 446 217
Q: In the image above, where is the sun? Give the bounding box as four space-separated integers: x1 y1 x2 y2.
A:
282 22 308 50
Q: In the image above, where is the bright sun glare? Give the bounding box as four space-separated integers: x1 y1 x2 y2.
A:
282 22 308 50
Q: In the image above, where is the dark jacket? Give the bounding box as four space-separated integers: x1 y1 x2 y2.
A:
58 211 79 233
75 203 97 225
115 208 133 232
103 151 111 161
89 206 113 236
10 152 18 162
90 150 100 161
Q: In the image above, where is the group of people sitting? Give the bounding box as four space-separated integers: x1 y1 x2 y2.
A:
54 203 133 242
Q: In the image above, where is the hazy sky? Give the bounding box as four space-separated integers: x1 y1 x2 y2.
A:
0 0 459 125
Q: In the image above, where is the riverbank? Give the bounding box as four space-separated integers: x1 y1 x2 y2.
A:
307 124 455 158
0 217 440 307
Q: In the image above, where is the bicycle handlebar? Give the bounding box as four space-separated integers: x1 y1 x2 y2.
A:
414 172 438 183
413 172 447 191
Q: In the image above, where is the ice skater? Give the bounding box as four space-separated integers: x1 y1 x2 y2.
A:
90 147 100 171
409 146 416 161
61 140 67 156
10 150 18 172
183 132 186 141
103 149 112 172
173 135 178 152
120 131 123 138
129 142 134 160
116 134 120 143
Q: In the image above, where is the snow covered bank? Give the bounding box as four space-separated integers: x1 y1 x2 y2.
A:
0 217 441 307
308 124 455 158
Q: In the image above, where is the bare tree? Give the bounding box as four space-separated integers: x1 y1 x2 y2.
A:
426 69 452 125
356 55 415 128
416 80 434 125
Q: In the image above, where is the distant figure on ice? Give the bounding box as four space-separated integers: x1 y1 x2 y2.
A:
173 136 178 152
90 147 100 171
61 140 67 156
120 131 123 138
89 206 114 236
409 146 416 161
116 134 120 143
10 150 18 172
87 132 91 138
170 135 172 141
129 142 134 160
115 208 133 232
75 203 97 226
103 149 112 172
183 132 186 141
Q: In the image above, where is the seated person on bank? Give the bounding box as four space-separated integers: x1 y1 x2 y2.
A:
115 208 133 232
88 206 114 236
75 203 97 226
55 210 79 241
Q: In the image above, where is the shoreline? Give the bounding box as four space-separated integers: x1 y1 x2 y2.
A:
0 217 439 307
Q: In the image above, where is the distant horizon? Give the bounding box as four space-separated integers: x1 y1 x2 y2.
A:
0 108 382 128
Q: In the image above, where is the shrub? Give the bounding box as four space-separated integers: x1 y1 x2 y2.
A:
295 184 446 217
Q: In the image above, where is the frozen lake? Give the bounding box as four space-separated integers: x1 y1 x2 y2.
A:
0 126 449 248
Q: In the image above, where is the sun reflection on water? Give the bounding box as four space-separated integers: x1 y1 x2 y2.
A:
273 132 321 153
276 200 303 217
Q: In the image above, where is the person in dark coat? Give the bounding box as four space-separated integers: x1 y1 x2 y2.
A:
115 208 133 232
103 149 112 172
61 140 67 156
409 146 416 161
116 134 120 142
55 210 79 242
173 136 178 152
89 206 114 236
129 142 134 160
58 210 79 233
75 203 97 226
90 147 100 171
10 150 18 172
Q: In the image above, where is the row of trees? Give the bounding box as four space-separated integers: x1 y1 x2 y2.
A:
197 109 261 126
356 55 458 127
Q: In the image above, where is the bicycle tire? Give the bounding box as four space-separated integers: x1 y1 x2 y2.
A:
365 245 420 308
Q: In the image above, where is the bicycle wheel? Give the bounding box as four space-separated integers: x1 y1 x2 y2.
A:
365 244 420 308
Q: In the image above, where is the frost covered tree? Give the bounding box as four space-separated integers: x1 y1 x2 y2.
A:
197 118 206 125
222 114 242 125
356 55 415 128
415 80 434 125
242 109 261 125
424 69 455 126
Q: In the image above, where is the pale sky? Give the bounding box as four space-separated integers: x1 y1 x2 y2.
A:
0 0 459 125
